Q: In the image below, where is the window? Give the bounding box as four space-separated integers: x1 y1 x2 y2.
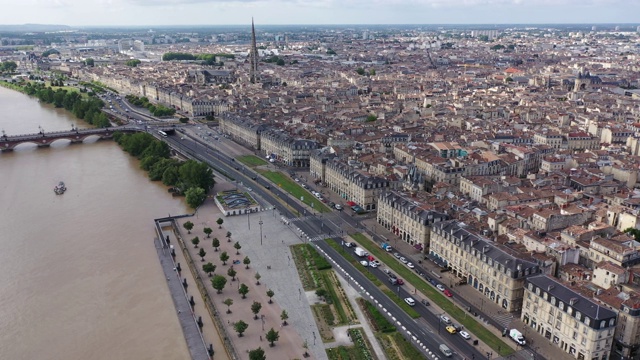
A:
559 302 565 311
573 331 578 340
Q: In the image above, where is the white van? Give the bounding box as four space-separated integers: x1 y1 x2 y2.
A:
439 344 452 357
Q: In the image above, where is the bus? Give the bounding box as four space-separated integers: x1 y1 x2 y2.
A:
158 130 167 137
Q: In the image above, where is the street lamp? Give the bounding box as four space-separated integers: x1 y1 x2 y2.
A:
259 218 264 246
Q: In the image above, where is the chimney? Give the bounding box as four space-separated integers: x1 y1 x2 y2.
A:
547 285 554 291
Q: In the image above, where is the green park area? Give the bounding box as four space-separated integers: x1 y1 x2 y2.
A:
258 170 330 213
236 155 268 167
350 233 514 357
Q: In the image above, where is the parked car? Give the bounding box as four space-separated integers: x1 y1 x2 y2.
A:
421 299 430 306
335 204 343 210
393 252 401 259
369 261 378 268
360 260 369 267
396 279 404 285
445 326 457 334
407 262 415 269
349 242 356 247
444 289 453 297
437 284 446 291
440 315 451 324
400 257 408 264
459 331 471 340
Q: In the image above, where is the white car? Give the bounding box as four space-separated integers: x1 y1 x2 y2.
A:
440 315 451 324
371 260 381 267
334 204 342 210
407 262 415 269
360 260 369 267
369 262 378 268
437 284 446 292
459 331 471 340
404 297 416 306
400 257 408 264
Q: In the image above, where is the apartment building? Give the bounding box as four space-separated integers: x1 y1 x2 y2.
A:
219 114 266 150
522 275 616 360
430 220 540 312
376 190 448 249
315 157 390 211
595 287 640 360
260 129 317 167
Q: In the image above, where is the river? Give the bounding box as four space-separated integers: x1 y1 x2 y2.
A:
0 86 190 359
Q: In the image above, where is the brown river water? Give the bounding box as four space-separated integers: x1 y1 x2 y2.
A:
0 86 190 360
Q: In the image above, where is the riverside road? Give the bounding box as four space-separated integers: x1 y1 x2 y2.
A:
164 129 543 360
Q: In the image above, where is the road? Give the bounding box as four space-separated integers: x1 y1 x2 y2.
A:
163 132 492 360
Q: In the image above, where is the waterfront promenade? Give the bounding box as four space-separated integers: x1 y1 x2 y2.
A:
154 236 212 360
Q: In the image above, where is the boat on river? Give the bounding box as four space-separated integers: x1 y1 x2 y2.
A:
54 181 66 195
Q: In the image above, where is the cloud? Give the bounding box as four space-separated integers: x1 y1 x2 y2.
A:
124 0 627 6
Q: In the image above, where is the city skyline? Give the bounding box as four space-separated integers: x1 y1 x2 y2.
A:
0 0 637 27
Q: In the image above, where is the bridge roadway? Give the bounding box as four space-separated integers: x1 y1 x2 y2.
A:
0 125 177 152
164 133 494 360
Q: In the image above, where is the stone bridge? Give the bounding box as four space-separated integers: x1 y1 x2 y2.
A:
0 126 141 152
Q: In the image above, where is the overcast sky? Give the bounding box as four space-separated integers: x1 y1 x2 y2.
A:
0 0 637 27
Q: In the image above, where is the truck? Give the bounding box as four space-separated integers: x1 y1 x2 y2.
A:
354 247 368 257
381 243 393 252
509 329 526 346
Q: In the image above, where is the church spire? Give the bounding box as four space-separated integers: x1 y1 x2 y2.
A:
249 18 259 83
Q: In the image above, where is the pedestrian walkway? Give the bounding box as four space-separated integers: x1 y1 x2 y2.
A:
153 238 211 360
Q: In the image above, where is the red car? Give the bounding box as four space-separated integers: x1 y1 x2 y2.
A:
396 279 404 285
443 289 453 297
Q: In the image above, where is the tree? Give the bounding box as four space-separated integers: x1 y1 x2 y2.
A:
227 267 237 281
238 283 249 299
280 310 289 325
234 320 248 337
217 218 224 229
179 160 214 191
185 187 207 209
212 238 220 252
191 236 200 248
366 114 377 122
315 288 328 300
211 275 227 294
183 221 194 234
220 251 229 265
356 67 365 76
198 248 207 261
223 298 233 314
265 327 280 347
243 256 251 269
226 231 232 242
255 272 262 285
276 58 285 66
202 262 216 276
84 58 94 67
203 227 212 238
624 228 640 241
248 347 266 360
251 301 262 319
125 59 141 67
266 289 275 304
369 68 376 76
234 241 242 255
